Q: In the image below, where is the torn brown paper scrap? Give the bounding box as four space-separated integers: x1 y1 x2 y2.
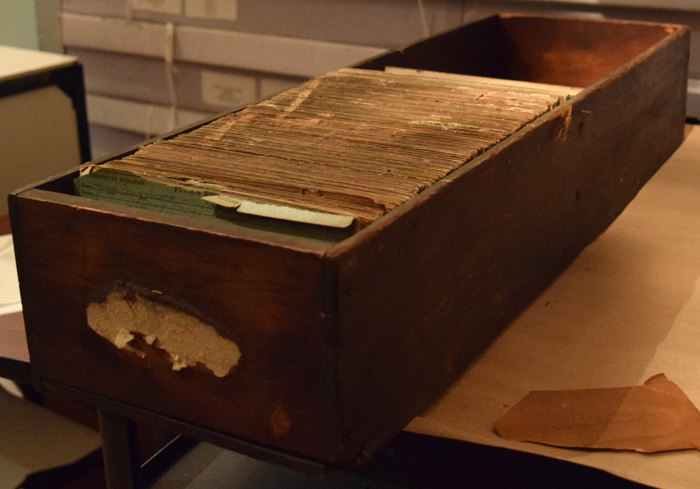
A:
495 374 700 453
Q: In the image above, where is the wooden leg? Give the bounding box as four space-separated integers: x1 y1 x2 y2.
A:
98 409 140 489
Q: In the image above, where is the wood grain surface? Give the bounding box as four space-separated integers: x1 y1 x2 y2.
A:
11 191 340 461
0 213 10 235
0 312 28 363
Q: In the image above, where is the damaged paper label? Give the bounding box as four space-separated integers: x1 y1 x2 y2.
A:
495 374 700 453
87 289 241 377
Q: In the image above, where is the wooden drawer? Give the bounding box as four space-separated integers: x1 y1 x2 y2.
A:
10 14 689 465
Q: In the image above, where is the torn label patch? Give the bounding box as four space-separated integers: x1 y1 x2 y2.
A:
87 289 240 377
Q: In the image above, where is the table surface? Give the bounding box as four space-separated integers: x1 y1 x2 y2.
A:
407 124 700 489
0 213 30 373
